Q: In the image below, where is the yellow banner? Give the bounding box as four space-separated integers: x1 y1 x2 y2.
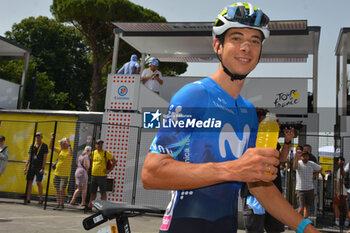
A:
319 156 333 164
0 113 77 195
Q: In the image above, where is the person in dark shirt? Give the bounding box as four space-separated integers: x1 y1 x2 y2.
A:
24 132 48 204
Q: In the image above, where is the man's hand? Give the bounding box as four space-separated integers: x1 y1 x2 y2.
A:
104 169 110 174
283 127 294 143
234 148 280 183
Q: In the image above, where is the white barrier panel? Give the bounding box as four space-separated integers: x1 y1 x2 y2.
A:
101 112 141 203
105 74 140 111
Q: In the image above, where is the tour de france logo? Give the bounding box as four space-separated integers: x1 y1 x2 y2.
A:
117 86 128 96
274 89 300 108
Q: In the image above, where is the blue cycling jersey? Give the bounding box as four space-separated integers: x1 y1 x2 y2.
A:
149 77 258 232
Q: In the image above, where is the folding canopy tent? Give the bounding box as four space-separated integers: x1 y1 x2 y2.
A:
0 35 31 108
111 20 320 112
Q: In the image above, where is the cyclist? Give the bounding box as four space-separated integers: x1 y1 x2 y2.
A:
142 2 319 233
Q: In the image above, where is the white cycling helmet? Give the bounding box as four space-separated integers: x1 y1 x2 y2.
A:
213 2 270 41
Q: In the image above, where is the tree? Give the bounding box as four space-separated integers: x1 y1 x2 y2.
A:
4 16 92 110
51 0 187 111
0 60 70 109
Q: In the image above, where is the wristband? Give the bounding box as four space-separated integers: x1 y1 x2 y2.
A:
284 140 291 145
297 219 312 233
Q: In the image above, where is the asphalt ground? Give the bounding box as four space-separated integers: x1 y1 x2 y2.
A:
0 198 345 233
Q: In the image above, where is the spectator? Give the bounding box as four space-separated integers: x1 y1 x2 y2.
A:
69 146 91 207
87 139 116 210
141 59 163 94
24 132 48 204
117 54 140 74
334 157 349 227
0 136 8 176
242 108 295 233
49 133 73 210
303 144 317 163
293 150 322 218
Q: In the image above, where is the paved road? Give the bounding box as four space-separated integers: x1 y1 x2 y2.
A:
0 198 342 233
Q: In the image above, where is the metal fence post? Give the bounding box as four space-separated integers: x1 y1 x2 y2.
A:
44 121 57 210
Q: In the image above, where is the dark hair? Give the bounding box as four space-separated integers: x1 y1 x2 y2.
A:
256 108 269 119
303 144 312 151
296 145 303 151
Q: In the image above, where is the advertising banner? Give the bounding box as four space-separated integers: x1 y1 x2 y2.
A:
241 78 308 114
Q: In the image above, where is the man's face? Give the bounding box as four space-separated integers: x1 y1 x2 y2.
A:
217 28 262 77
258 115 266 124
150 64 158 72
301 153 309 163
96 142 103 150
60 141 68 149
0 139 3 146
36 136 42 143
303 146 311 154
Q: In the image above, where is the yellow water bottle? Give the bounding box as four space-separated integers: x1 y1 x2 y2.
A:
256 112 279 181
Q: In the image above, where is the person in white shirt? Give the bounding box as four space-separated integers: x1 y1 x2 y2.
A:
293 149 322 219
141 59 163 94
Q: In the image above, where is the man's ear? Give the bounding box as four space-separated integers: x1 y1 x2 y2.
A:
213 38 222 55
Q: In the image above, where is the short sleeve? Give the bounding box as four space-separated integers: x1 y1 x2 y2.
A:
106 151 113 160
42 144 49 154
141 69 148 78
28 145 33 155
158 71 163 80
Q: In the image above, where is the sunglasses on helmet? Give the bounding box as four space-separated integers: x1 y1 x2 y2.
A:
226 5 269 27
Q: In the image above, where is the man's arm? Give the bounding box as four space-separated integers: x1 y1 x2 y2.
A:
66 138 73 156
154 73 163 85
41 152 47 174
280 127 294 162
293 153 301 170
142 147 279 190
49 133 59 153
249 182 319 232
24 151 31 173
337 171 341 198
140 71 155 83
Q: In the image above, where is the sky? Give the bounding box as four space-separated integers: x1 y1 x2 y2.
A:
0 0 348 133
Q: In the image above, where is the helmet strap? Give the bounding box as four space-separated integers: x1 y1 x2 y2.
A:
215 39 247 81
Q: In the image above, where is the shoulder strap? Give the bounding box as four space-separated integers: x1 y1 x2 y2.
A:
104 150 109 169
90 150 94 161
0 146 7 153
